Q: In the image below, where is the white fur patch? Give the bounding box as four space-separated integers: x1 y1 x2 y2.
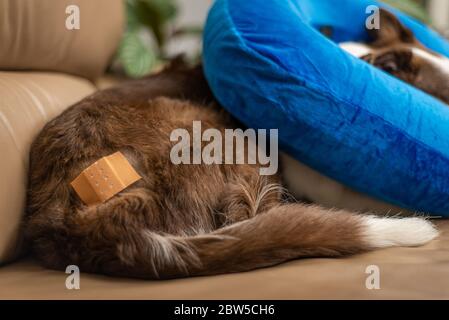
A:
339 42 373 58
363 216 438 248
411 47 449 75
340 42 449 76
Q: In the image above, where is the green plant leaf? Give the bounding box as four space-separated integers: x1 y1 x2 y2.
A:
382 0 431 24
113 0 202 77
144 0 177 22
118 31 156 78
133 0 178 48
125 0 142 31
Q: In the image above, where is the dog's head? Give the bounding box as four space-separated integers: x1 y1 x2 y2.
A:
340 9 449 104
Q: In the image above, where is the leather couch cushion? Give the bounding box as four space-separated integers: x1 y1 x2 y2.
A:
0 220 448 299
0 0 124 79
0 72 95 264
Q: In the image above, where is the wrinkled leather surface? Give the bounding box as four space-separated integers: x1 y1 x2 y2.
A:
0 71 95 263
0 0 124 79
0 220 447 300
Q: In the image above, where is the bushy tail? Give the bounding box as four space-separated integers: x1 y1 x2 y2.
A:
95 204 392 279
30 198 437 279
180 204 370 277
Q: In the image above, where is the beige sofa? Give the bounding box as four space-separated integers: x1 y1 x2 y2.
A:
1 0 448 300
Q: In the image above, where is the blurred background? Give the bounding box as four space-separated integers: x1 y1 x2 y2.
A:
116 0 449 77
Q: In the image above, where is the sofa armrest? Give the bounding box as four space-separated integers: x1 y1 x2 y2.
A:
0 71 95 264
0 0 124 80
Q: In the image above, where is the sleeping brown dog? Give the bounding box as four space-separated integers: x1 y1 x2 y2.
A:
340 9 449 105
24 11 444 279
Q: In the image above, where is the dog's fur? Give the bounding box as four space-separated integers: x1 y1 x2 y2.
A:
24 10 443 279
341 9 449 105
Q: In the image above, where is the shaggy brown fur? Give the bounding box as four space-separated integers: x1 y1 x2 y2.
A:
24 62 373 279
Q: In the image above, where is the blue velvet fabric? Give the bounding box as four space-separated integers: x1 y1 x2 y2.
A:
203 0 449 216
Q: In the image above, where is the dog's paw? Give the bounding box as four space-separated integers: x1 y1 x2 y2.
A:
362 216 438 248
